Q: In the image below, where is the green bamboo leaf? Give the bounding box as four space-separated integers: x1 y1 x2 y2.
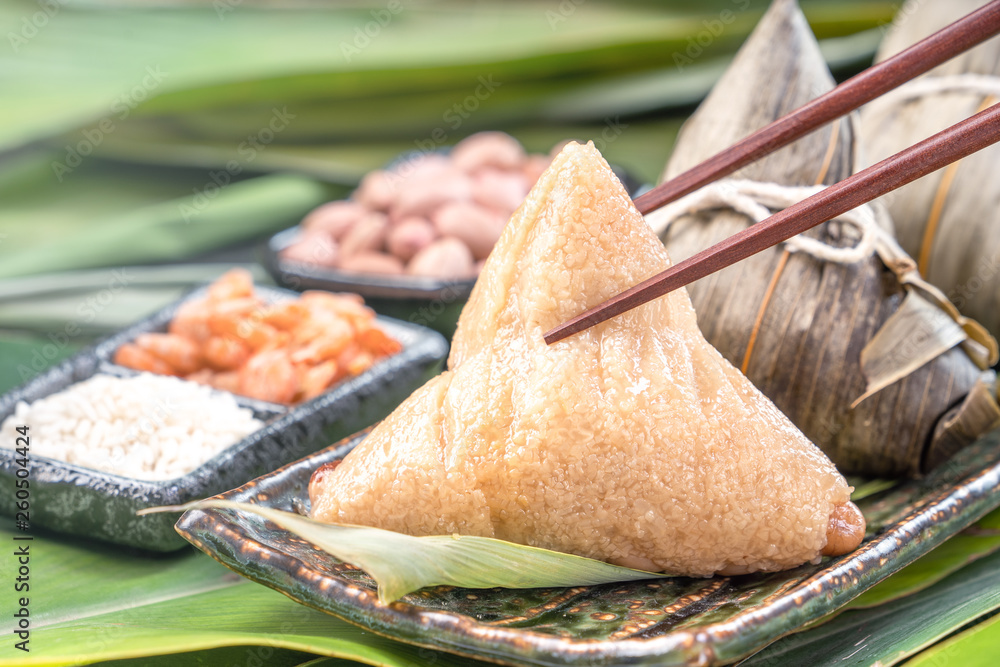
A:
0 523 491 667
774 508 1000 639
292 659 364 667
81 116 683 186
904 611 1000 667
66 31 880 166
0 287 182 336
0 148 338 283
738 546 1000 667
0 174 330 280
845 507 1000 610
0 334 83 394
0 1 894 154
0 3 727 152
0 264 271 337
149 500 662 604
87 647 316 667
848 477 899 501
0 263 268 302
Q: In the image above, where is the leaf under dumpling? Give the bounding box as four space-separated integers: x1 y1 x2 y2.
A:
147 500 662 604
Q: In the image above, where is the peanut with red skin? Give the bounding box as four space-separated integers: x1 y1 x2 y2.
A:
821 502 866 556
301 200 366 239
432 201 506 260
522 154 552 184
387 217 437 262
452 132 526 172
407 238 474 279
472 169 529 212
292 132 559 278
340 252 406 275
340 213 388 258
391 167 472 220
281 233 340 267
354 170 394 211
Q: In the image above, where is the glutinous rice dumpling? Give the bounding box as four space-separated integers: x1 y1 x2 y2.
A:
309 141 865 577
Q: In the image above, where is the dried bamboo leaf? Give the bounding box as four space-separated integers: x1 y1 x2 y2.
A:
929 377 1000 471
855 291 968 406
860 0 1000 338
655 0 995 477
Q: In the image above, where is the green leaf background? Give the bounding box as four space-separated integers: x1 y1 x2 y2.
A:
6 1 1000 665
4 508 1000 667
0 524 493 667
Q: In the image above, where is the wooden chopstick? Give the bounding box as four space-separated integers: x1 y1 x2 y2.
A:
633 0 1000 215
543 1 1000 345
543 102 1000 345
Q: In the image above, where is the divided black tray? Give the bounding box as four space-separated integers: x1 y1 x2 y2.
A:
0 286 448 551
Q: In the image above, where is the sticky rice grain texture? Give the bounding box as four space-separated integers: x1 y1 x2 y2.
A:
310 142 851 576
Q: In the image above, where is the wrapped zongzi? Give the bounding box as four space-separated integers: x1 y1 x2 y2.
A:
648 0 999 477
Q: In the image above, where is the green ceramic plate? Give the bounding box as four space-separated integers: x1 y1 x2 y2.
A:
176 428 1000 666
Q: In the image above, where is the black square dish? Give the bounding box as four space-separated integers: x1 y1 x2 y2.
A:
0 286 448 551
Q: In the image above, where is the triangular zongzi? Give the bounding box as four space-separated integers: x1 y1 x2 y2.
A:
649 0 996 478
310 141 863 577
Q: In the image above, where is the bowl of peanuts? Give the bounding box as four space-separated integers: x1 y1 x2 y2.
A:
265 132 621 335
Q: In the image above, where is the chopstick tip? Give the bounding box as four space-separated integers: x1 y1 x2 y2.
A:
543 309 608 345
543 322 575 345
542 328 566 345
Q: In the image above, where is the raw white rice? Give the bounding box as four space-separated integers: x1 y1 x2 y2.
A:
0 373 264 481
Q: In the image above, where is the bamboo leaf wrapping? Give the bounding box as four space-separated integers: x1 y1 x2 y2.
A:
653 0 995 477
861 0 1000 340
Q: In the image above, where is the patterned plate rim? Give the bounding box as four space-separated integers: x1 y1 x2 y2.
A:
176 430 1000 666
